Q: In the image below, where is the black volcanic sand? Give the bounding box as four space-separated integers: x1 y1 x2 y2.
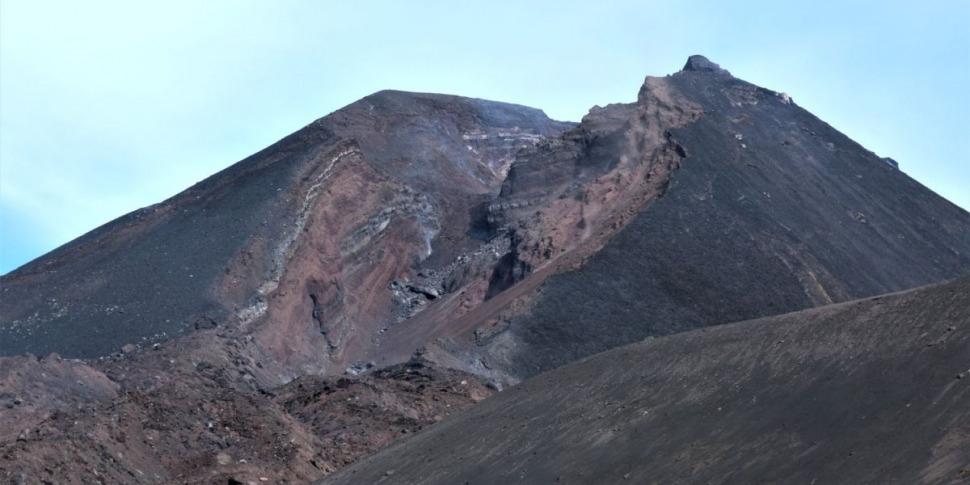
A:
319 275 970 485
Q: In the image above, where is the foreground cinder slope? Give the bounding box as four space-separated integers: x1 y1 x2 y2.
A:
320 275 970 485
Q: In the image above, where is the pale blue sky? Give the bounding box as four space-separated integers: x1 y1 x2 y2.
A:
1 1 968 274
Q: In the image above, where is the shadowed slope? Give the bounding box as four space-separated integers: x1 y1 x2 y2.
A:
319 275 970 485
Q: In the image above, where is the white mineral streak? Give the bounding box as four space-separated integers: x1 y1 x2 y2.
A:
237 147 359 325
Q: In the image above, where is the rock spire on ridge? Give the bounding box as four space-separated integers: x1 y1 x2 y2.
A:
682 55 731 75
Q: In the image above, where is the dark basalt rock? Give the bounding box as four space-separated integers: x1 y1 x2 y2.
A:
682 54 731 75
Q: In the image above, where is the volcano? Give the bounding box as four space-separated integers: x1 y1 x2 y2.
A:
2 56 969 483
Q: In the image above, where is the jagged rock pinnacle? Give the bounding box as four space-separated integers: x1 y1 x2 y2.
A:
682 55 731 76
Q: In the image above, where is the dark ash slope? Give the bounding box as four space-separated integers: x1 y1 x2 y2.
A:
320 275 970 485
482 56 970 378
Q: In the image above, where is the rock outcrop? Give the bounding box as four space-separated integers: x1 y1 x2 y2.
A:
682 54 731 75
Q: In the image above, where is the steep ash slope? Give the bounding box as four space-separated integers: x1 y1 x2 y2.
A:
319 275 970 485
452 56 970 379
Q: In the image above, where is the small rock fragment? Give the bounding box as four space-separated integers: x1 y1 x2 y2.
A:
408 284 440 299
216 452 232 466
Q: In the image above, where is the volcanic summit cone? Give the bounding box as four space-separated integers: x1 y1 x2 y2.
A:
1 56 969 483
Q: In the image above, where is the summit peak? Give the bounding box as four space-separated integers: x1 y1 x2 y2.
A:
682 55 731 75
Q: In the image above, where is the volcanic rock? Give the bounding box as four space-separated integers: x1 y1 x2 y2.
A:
682 54 731 75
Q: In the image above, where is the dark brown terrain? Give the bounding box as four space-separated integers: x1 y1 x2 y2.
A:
1 355 493 484
1 56 969 483
319 275 970 485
